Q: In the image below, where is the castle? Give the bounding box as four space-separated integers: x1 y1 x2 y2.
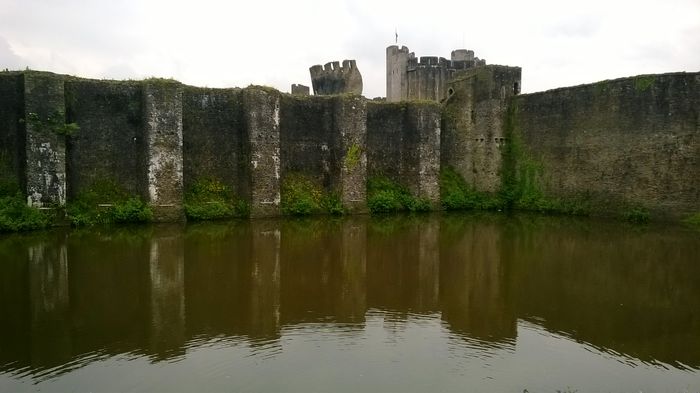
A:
386 45 487 102
0 44 697 226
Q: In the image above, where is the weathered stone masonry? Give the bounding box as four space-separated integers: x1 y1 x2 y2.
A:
367 101 441 206
1 67 698 222
24 73 67 207
510 73 700 220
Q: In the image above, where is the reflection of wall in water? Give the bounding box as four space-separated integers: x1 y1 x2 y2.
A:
183 224 253 337
148 228 186 359
279 220 367 325
3 216 698 377
29 242 72 369
367 217 440 314
334 219 367 323
439 219 516 342
0 237 31 372
250 221 281 339
510 219 700 368
67 230 151 357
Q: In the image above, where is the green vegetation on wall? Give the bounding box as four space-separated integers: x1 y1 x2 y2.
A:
22 111 80 136
0 194 51 232
683 212 700 229
66 180 152 226
498 101 590 215
622 206 651 224
184 178 248 221
344 143 362 170
281 173 344 216
633 75 655 92
367 176 431 214
440 166 502 211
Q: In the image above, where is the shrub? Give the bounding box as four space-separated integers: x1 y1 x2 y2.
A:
66 180 152 226
367 176 432 214
184 178 248 221
0 194 51 232
683 212 700 228
440 167 502 210
281 173 345 216
623 207 651 224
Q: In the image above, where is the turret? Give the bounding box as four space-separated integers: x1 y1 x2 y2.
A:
309 59 363 95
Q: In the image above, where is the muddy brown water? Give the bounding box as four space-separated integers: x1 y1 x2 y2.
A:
1 213 699 392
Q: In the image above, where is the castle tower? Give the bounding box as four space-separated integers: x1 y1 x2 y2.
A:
309 60 363 95
387 46 486 102
451 49 474 62
386 45 410 102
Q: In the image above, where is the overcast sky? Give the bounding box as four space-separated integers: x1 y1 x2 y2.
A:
1 0 698 97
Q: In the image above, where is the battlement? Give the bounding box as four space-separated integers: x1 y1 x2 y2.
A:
310 60 359 77
388 45 488 102
309 59 363 95
406 52 486 72
387 45 411 55
291 84 310 95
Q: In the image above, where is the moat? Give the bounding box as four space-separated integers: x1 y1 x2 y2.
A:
1 213 699 392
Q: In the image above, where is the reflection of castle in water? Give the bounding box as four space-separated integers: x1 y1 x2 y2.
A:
0 216 699 379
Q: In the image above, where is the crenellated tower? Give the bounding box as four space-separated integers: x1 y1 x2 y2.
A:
386 45 486 102
309 60 363 95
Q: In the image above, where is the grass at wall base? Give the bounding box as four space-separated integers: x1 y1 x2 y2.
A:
184 178 249 221
367 176 431 214
66 180 152 226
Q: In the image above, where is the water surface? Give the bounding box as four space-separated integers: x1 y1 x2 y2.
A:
1 213 699 392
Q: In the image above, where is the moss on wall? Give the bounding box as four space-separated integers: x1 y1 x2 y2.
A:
22 110 79 136
366 176 431 214
440 166 502 210
508 72 699 221
344 143 362 171
500 101 591 215
65 179 152 226
633 75 655 92
683 212 700 229
281 173 344 216
184 178 248 221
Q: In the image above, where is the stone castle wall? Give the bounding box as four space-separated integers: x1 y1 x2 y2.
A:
0 73 24 197
0 69 698 222
182 86 247 203
510 73 700 220
65 79 147 201
367 101 441 206
441 65 523 193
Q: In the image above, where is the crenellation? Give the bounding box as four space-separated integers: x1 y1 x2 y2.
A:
309 59 363 95
291 84 310 95
0 42 697 227
309 65 323 76
388 45 487 102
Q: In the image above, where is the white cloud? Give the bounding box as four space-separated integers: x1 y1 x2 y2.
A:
0 36 24 69
0 0 698 96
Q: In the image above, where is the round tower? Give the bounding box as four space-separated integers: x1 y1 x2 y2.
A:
386 45 410 102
